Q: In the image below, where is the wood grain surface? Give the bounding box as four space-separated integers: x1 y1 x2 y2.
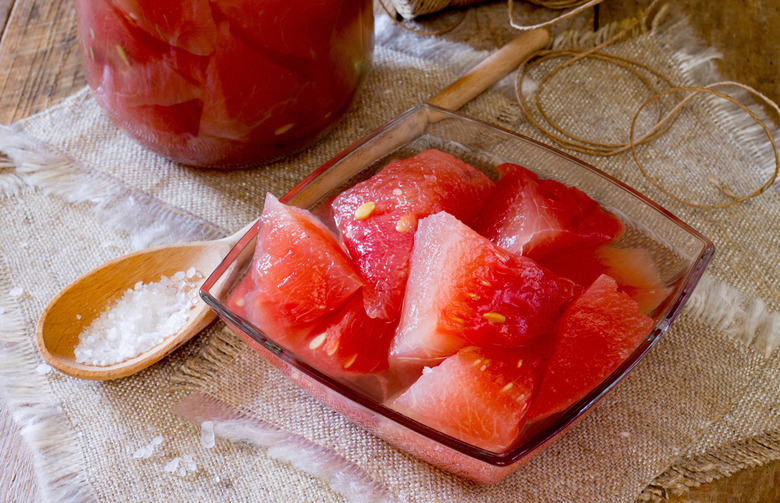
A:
1 0 777 501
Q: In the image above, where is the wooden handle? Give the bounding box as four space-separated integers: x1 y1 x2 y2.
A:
427 28 549 111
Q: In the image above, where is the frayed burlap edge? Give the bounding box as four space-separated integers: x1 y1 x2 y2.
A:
0 120 225 250
170 326 245 394
617 6 780 500
0 256 95 503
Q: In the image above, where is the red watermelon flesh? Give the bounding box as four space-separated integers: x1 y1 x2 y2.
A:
525 274 654 424
79 0 203 108
537 246 673 315
110 0 217 56
108 99 203 143
331 149 495 320
389 212 580 370
389 345 541 453
226 269 313 346
477 163 624 259
197 19 343 146
597 247 674 315
211 0 339 62
249 193 363 329
199 20 306 141
228 212 394 379
296 295 398 378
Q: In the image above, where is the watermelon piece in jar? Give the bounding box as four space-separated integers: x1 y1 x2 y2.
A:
211 0 339 62
477 163 624 259
389 212 579 370
77 0 204 109
109 0 217 56
106 99 203 159
235 194 363 345
199 20 315 143
389 345 541 453
525 274 655 424
331 149 495 320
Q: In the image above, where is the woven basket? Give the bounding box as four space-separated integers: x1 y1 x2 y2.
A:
387 0 488 19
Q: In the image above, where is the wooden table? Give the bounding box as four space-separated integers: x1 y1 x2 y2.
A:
1 0 778 501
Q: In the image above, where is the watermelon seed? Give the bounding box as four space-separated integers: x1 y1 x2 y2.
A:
395 214 414 232
354 202 376 220
482 312 506 323
480 365 487 372
343 354 358 369
464 292 480 300
472 358 482 367
274 123 295 136
480 280 492 287
494 252 509 262
448 314 466 324
501 382 514 393
115 45 130 66
517 359 524 368
326 342 339 356
308 333 327 350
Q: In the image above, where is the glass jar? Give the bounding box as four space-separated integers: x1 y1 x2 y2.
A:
74 0 374 168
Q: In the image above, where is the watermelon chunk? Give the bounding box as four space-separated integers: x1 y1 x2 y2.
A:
110 0 217 56
238 194 362 343
211 0 339 62
78 0 204 108
331 149 495 320
199 20 312 142
229 271 395 380
477 163 624 259
526 274 654 423
537 246 673 315
298 295 397 377
389 212 579 370
390 346 540 452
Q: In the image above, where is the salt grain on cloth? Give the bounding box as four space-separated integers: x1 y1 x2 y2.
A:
201 421 216 449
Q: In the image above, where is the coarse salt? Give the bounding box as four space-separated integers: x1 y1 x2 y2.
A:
133 435 164 459
35 364 52 375
8 287 23 297
164 457 180 472
201 421 215 449
182 454 197 472
74 271 202 366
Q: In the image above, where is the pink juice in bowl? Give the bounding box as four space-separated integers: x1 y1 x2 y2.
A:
74 0 374 168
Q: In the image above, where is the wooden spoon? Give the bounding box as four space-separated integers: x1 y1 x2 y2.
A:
36 28 549 380
36 221 256 380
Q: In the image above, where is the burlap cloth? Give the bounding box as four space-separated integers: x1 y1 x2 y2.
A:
1 3 778 502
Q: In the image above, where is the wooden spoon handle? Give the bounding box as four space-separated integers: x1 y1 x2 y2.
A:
427 28 549 111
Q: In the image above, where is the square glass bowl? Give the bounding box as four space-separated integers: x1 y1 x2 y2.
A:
200 104 714 483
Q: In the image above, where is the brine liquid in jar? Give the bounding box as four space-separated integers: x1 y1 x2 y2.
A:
75 0 374 168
